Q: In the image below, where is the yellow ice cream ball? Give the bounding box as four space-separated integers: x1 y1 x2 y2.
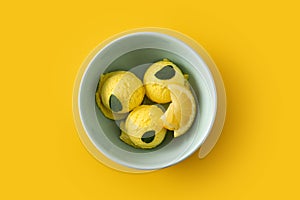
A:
100 71 145 114
95 71 128 120
143 59 185 103
125 105 167 149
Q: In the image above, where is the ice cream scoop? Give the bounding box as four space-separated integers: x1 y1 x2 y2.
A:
122 105 167 149
100 71 145 115
143 59 186 103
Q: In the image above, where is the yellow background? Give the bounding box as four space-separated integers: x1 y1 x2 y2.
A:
1 0 299 199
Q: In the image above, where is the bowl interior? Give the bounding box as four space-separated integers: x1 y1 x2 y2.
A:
79 32 217 170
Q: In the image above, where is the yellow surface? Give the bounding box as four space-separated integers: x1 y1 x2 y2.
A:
0 0 299 199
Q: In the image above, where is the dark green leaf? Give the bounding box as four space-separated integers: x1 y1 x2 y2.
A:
141 130 155 143
109 94 123 112
155 65 176 80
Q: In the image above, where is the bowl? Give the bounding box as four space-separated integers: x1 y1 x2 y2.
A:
73 28 217 172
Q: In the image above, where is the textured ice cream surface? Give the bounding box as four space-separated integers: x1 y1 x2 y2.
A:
143 59 185 103
100 71 145 114
95 71 128 120
122 105 167 149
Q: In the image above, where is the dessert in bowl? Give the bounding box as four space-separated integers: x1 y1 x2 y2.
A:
74 28 217 171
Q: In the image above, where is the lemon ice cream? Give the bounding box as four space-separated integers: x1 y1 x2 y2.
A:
95 59 196 149
143 59 186 103
95 71 128 120
100 71 145 116
123 105 167 149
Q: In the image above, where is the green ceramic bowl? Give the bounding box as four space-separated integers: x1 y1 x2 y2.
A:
73 28 217 172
